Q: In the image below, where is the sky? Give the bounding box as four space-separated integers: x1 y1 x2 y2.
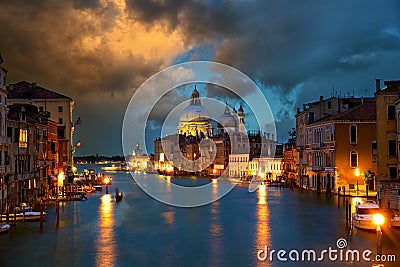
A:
1 0 399 156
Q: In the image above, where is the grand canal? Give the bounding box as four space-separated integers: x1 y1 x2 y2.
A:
1 164 399 267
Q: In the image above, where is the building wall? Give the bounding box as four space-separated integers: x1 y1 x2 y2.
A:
375 92 398 180
334 122 376 188
7 98 74 168
0 60 8 212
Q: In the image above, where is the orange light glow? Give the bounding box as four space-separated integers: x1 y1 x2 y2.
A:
95 194 116 267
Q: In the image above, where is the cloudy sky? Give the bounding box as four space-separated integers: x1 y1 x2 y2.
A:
1 0 399 156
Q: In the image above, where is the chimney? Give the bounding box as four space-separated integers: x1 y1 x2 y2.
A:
375 78 381 92
320 96 324 115
297 107 300 114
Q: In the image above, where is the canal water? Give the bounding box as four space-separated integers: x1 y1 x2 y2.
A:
0 164 399 267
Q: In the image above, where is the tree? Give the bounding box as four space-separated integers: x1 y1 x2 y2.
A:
288 128 296 146
361 170 375 190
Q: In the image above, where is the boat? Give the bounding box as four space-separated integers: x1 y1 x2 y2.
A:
1 209 48 221
115 189 123 202
391 214 400 227
352 200 381 230
0 224 10 234
93 185 103 191
102 163 129 172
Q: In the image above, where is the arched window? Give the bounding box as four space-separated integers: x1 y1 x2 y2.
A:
350 151 358 168
350 125 357 144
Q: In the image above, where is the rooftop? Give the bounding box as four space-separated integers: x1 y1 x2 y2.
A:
7 81 72 100
313 101 376 124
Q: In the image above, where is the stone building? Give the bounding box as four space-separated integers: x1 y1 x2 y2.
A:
296 94 374 191
375 79 400 209
0 54 9 212
7 81 75 169
6 104 48 207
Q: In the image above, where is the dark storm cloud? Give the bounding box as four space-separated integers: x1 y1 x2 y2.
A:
2 0 400 154
125 0 400 90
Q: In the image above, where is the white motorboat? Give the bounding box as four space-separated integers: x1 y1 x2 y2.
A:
1 207 47 221
391 214 400 227
352 200 381 230
0 223 10 234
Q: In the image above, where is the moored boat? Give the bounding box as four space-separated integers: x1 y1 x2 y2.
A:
1 210 47 221
93 185 103 191
352 200 381 230
391 214 400 227
0 224 10 234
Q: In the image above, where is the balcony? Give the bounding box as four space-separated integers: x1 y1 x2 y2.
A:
311 142 323 149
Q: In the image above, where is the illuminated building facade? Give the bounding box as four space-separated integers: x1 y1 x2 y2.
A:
177 87 213 137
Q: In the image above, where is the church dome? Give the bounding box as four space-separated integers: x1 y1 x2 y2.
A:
177 86 213 137
218 103 238 132
179 104 210 122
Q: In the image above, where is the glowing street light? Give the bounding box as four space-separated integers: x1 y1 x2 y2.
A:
373 213 385 256
354 168 360 194
104 177 110 194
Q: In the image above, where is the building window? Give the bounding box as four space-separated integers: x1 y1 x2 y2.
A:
388 140 396 157
388 105 395 120
7 127 12 138
58 118 63 124
389 166 397 179
350 125 357 144
350 151 358 168
58 106 63 113
327 101 332 110
19 129 28 148
308 112 315 123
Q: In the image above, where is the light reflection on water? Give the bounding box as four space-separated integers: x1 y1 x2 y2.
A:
94 194 117 267
255 184 272 267
208 180 224 266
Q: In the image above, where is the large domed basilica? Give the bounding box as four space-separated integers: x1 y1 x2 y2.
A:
177 86 213 137
177 86 245 136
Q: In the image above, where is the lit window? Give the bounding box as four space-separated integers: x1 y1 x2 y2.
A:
19 129 28 148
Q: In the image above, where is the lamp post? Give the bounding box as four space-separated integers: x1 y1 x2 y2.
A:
104 177 110 194
354 168 360 194
373 213 385 257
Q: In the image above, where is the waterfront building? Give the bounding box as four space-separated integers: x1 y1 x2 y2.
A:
6 104 48 207
375 79 400 209
131 143 150 171
0 54 9 212
154 87 276 177
296 93 376 192
177 87 213 137
283 144 297 183
7 81 75 169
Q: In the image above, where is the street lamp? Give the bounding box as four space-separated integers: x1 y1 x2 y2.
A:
373 213 385 256
104 177 110 194
354 168 360 194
